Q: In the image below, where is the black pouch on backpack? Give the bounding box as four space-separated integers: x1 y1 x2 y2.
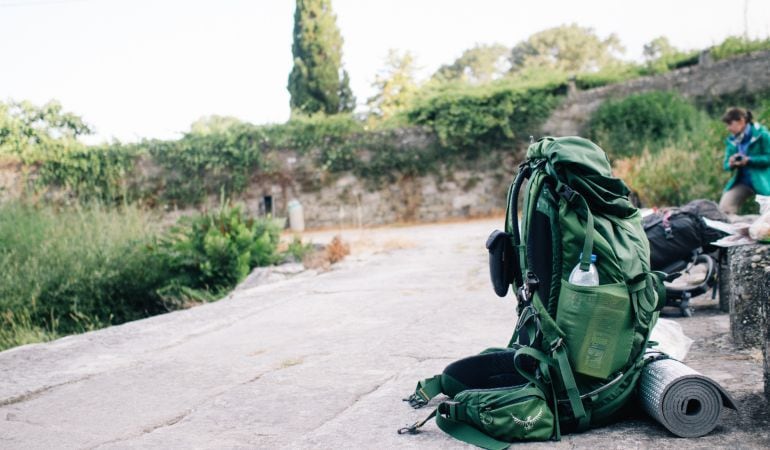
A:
486 230 514 297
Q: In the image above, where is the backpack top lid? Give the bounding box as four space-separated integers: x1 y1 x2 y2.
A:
527 136 637 219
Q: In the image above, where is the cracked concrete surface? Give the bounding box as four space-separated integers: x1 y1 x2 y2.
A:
0 218 768 448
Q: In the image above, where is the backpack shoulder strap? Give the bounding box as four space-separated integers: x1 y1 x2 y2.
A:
505 163 532 289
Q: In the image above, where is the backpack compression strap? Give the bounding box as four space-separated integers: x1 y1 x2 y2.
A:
556 182 594 271
513 341 590 432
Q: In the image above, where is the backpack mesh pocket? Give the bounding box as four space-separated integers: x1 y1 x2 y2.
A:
556 280 634 379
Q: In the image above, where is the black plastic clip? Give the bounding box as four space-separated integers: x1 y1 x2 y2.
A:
558 184 578 203
438 401 460 417
403 393 427 409
550 337 564 352
526 272 540 297
397 423 421 435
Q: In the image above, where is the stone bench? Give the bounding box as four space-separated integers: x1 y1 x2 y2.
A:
725 243 770 400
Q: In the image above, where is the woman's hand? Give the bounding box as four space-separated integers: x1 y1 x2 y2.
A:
729 154 750 168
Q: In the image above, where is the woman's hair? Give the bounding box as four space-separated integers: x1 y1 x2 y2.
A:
721 107 753 124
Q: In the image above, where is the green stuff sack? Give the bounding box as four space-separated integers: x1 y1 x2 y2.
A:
447 384 553 441
436 384 554 449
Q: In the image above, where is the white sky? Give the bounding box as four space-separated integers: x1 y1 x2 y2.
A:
1 0 769 143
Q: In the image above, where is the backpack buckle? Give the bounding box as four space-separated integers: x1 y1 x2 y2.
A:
404 392 427 409
550 337 564 352
397 423 421 434
438 401 461 418
557 184 578 203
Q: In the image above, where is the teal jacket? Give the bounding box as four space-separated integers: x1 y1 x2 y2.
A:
723 123 770 195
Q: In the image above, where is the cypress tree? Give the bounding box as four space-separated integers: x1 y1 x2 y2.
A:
288 0 355 114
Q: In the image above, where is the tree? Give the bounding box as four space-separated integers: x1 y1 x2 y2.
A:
643 36 677 62
433 43 510 84
366 50 418 121
0 100 91 157
189 115 243 135
642 36 697 73
509 24 624 74
287 0 355 115
338 70 356 113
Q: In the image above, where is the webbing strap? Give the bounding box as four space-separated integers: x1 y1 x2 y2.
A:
556 181 594 271
504 182 516 236
404 375 442 408
512 347 562 441
399 406 513 449
397 408 437 435
551 341 590 431
507 164 532 289
575 195 594 272
435 412 511 450
651 271 667 311
513 346 552 395
511 305 540 347
548 377 561 441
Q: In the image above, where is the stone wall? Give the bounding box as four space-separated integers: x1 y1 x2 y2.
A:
4 51 770 229
0 126 516 229
763 267 770 401
542 50 770 137
725 243 770 400
237 168 512 229
728 244 769 349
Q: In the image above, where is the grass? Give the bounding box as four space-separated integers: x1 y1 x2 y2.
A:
0 202 167 351
0 201 293 352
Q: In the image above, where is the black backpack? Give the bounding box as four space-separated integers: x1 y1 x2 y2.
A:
643 200 727 272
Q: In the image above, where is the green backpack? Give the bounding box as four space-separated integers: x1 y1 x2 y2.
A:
399 137 666 449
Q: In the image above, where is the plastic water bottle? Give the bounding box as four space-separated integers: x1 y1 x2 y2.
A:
569 253 599 286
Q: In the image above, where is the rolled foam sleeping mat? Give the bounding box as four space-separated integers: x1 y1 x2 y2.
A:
638 357 739 438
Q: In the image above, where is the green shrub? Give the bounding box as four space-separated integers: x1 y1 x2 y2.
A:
588 91 704 159
34 143 142 203
155 203 281 303
710 36 770 61
147 123 267 206
0 201 285 351
0 203 167 350
574 65 645 90
285 236 315 262
615 119 728 207
261 113 364 151
406 80 564 156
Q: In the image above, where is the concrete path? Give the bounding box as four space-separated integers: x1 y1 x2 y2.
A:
0 218 766 449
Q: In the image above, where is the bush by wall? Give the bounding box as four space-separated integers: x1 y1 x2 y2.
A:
0 202 283 351
613 119 726 207
613 99 770 208
588 91 705 159
155 203 282 306
0 203 166 350
406 80 564 157
710 36 770 61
